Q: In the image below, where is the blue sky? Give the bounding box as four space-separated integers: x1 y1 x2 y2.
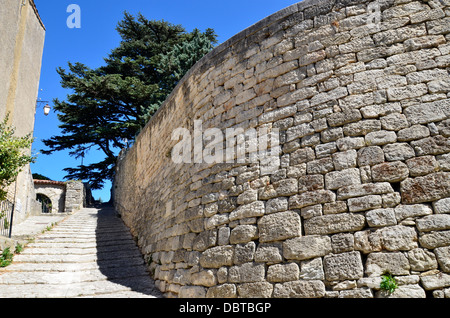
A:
32 0 299 201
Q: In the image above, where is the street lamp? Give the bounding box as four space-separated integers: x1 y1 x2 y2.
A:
36 100 51 116
43 104 51 116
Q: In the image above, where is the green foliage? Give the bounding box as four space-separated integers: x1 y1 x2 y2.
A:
0 114 35 201
32 173 52 180
42 13 217 190
380 271 398 295
14 243 23 254
0 247 13 267
0 243 26 267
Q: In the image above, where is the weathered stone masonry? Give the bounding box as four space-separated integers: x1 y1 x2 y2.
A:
114 0 450 298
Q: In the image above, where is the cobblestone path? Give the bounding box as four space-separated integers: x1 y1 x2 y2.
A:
0 205 162 298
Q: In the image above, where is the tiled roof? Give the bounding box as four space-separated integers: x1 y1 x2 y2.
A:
33 179 66 186
29 0 46 31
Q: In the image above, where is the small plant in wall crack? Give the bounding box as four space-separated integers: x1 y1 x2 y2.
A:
380 271 398 295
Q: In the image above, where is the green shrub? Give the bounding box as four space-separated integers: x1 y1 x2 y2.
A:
0 114 35 201
0 247 14 267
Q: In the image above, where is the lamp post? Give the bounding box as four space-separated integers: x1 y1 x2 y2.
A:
36 100 51 116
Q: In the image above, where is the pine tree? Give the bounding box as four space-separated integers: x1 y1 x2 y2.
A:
42 13 217 190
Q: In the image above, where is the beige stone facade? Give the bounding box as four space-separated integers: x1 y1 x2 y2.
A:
0 0 46 224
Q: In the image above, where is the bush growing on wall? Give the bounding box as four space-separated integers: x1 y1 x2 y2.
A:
0 114 35 201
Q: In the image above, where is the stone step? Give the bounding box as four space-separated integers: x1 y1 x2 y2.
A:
0 206 161 298
1 258 146 272
12 251 144 263
0 277 158 298
0 266 150 284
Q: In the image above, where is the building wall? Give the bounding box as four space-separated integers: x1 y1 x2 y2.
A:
34 180 86 213
64 181 85 213
34 183 66 213
0 0 46 225
115 0 450 298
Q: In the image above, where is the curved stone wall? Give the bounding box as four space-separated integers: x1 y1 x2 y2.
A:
114 0 450 298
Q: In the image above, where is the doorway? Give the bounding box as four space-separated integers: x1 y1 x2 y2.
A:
36 194 52 213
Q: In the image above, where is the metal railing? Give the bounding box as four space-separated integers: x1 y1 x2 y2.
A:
0 200 14 238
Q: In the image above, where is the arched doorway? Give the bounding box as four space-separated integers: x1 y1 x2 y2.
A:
36 194 52 213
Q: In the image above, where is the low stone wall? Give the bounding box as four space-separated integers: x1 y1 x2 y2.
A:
114 0 450 298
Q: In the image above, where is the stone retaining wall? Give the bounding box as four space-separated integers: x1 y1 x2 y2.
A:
114 0 450 298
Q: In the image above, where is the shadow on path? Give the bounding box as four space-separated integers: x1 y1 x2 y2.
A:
94 203 162 297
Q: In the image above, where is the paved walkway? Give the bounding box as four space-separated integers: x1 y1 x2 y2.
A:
0 205 162 298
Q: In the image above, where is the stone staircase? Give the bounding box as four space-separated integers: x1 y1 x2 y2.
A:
0 206 162 298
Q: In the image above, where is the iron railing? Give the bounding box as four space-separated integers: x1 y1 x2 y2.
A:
0 200 14 238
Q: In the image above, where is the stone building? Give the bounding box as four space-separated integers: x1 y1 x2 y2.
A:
0 0 46 224
34 180 88 214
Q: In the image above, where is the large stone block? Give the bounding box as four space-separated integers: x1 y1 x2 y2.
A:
405 100 450 125
400 172 450 204
419 230 450 249
234 242 256 265
289 189 336 209
407 248 438 272
258 211 302 243
433 198 450 214
357 146 385 166
383 143 415 161
206 284 237 298
283 235 332 261
304 213 365 235
267 263 300 283
365 130 397 146
354 230 382 254
337 182 393 200
410 136 450 156
229 225 258 244
435 246 450 273
365 252 410 277
273 280 326 298
200 246 234 268
228 262 265 283
327 109 362 127
179 286 207 298
371 161 409 183
255 243 283 264
378 225 418 251
347 195 382 212
236 282 273 298
229 201 265 221
325 168 361 190
191 269 218 287
395 204 433 222
416 214 450 232
323 251 364 281
365 208 397 227
397 125 430 142
406 155 439 177
420 273 450 290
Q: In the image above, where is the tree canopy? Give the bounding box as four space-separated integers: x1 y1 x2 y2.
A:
42 13 217 190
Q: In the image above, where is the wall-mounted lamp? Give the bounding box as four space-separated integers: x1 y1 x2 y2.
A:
36 100 51 116
43 104 51 116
